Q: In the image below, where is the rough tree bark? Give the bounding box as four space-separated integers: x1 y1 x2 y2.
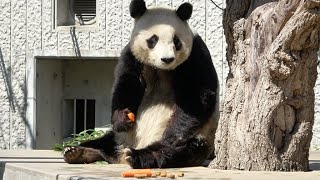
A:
209 0 320 171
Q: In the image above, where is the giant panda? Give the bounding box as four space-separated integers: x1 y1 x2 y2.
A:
63 0 219 168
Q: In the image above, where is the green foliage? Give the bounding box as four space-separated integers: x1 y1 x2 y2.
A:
53 129 105 151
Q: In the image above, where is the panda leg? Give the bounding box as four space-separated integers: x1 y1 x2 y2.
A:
63 131 119 164
123 137 211 168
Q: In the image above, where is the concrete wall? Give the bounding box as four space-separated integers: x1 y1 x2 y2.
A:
62 60 117 128
35 59 117 149
311 52 320 150
36 59 63 149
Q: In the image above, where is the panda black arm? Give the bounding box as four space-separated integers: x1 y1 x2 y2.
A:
111 45 145 132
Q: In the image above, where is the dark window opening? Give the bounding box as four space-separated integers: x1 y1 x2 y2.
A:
64 99 95 137
75 99 85 134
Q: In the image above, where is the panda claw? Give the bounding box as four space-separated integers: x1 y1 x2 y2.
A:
123 148 132 156
63 146 75 154
63 146 83 163
125 156 134 165
63 147 70 155
123 148 134 166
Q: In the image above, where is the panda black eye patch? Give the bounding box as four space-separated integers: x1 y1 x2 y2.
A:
173 35 182 51
146 34 159 49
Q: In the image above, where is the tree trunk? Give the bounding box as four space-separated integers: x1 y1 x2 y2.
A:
209 0 320 171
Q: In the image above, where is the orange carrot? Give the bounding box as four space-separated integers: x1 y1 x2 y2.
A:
121 169 152 177
127 112 135 122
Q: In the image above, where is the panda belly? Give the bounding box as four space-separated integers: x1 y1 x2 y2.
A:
134 69 175 149
135 94 174 149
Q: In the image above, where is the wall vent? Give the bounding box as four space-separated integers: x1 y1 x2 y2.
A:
72 0 96 25
54 0 97 28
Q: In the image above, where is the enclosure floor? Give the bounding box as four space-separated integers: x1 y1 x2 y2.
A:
0 150 319 180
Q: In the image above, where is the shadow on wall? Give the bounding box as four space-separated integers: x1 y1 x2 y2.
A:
0 47 33 149
70 27 81 57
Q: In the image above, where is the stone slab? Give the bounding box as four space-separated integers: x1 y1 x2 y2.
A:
0 150 320 180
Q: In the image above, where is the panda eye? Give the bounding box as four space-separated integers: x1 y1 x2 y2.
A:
146 34 159 49
173 35 182 51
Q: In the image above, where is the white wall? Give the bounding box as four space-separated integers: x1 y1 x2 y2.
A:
311 52 320 150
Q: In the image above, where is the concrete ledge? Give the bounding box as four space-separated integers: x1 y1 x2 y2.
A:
1 150 320 180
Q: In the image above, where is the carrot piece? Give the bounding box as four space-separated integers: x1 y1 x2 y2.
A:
127 112 135 122
121 169 152 177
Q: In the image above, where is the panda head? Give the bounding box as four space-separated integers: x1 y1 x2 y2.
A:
129 0 194 70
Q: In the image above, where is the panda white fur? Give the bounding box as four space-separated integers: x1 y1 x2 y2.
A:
63 0 219 168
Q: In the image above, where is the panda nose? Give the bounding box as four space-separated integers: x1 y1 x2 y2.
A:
161 57 175 64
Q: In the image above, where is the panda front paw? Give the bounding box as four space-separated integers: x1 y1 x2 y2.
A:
112 108 135 132
123 148 142 168
122 148 158 168
123 148 134 165
63 146 83 164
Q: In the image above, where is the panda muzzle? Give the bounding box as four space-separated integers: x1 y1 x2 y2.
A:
161 57 175 64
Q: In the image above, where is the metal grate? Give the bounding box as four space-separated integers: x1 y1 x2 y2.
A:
72 0 96 25
65 99 95 135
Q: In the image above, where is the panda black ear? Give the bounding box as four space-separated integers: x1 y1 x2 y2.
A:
176 3 193 21
130 0 147 19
